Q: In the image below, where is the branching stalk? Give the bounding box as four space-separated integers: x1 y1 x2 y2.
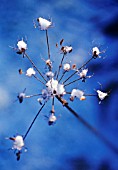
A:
56 54 65 80
24 53 47 82
64 77 82 87
46 30 51 60
63 57 93 84
23 103 46 140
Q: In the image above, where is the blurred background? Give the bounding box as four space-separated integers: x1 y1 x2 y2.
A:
0 0 118 169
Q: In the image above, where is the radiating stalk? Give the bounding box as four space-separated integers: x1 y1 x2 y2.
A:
63 57 93 84
24 53 47 82
64 77 82 87
56 54 65 80
23 103 46 140
46 30 50 60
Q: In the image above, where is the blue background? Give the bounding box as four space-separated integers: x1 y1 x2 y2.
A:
0 0 118 169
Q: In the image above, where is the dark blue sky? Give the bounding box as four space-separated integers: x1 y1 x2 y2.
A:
0 0 118 170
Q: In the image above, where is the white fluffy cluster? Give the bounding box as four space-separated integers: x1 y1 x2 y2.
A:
92 47 100 58
26 68 36 77
63 63 71 71
79 69 88 78
97 90 108 101
37 17 52 30
70 89 86 101
61 46 72 54
12 136 24 151
45 71 54 78
46 78 65 95
17 40 27 51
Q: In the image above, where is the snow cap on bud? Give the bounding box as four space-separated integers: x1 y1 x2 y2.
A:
26 68 36 77
17 40 27 52
61 46 72 54
70 89 86 101
63 63 71 71
92 47 100 58
97 90 108 103
37 17 52 30
79 69 88 78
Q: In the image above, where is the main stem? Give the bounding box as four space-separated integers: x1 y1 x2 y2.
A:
56 95 118 155
23 103 46 140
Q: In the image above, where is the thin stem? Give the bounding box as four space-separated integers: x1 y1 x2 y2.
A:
56 54 65 80
23 103 46 140
64 77 82 87
25 93 42 98
84 94 97 97
58 70 67 83
46 30 50 60
33 75 46 85
24 53 47 82
63 57 93 84
51 96 55 113
56 95 118 155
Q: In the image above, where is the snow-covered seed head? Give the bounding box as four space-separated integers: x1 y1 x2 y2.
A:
10 135 24 151
46 59 52 66
97 90 108 102
79 69 88 78
37 17 52 30
46 78 66 96
45 71 54 78
63 63 71 71
17 92 26 103
17 40 27 53
26 68 36 77
70 89 86 101
92 47 100 58
48 113 57 126
61 46 73 54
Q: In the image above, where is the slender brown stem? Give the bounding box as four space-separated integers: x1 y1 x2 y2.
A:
56 95 118 155
46 30 50 60
64 77 82 87
63 57 93 84
33 75 46 85
56 54 65 80
24 53 47 82
51 96 55 113
58 70 67 83
23 103 46 140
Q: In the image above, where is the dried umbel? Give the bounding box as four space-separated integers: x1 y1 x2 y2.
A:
8 16 116 162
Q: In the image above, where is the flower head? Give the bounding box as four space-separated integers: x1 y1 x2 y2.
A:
63 63 71 71
17 88 26 103
61 46 72 54
37 17 52 30
26 68 36 77
17 40 27 53
96 90 108 104
48 113 57 126
70 89 86 101
46 78 65 96
92 47 100 59
45 71 54 78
